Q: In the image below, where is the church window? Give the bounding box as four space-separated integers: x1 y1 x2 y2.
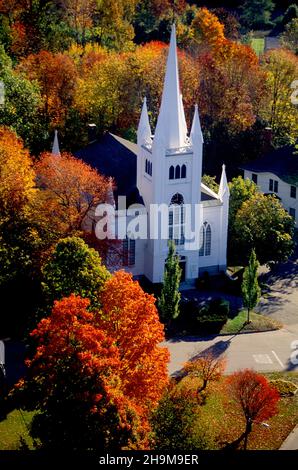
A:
290 185 296 199
145 159 152 176
252 173 258 184
123 237 136 266
199 222 211 257
149 161 152 176
175 165 180 179
145 159 148 174
169 165 174 179
289 208 296 219
181 164 186 179
169 193 185 245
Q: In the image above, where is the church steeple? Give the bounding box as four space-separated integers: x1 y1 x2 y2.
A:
137 97 151 143
52 129 60 156
219 164 230 201
190 104 204 144
154 24 188 149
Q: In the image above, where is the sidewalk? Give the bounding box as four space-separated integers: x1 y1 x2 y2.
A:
280 424 298 450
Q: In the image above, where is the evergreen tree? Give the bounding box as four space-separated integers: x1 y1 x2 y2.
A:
240 0 275 29
241 249 261 323
158 241 182 323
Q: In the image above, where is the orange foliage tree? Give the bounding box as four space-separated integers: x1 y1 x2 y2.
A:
35 151 110 236
227 369 280 450
14 295 149 450
184 352 226 394
18 51 78 127
15 281 169 449
100 271 169 415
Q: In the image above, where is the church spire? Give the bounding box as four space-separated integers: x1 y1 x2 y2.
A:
190 104 204 144
137 97 151 143
219 164 230 201
154 24 187 149
52 129 60 156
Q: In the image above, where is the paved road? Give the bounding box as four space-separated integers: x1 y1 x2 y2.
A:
165 328 298 376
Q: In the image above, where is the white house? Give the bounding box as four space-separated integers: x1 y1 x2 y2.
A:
240 145 298 225
73 25 230 286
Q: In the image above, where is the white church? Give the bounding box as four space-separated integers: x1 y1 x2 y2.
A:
70 25 230 286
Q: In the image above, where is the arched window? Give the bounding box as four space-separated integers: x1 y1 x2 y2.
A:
169 193 185 245
199 222 211 257
169 165 174 180
181 164 186 179
175 165 180 179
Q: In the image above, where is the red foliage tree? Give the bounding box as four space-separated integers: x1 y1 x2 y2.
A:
227 369 280 449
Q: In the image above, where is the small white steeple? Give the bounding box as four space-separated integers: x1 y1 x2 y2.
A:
154 24 188 149
52 129 60 156
190 104 204 144
137 97 151 143
219 164 230 201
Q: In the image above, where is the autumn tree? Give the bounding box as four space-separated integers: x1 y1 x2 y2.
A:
151 382 215 450
158 241 182 324
261 49 298 144
100 271 169 424
42 237 110 312
0 127 47 335
183 353 226 395
35 151 110 237
227 369 280 450
233 193 295 265
242 250 261 323
14 295 145 450
18 50 78 128
191 7 225 50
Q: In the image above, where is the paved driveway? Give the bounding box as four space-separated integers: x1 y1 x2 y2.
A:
165 328 298 376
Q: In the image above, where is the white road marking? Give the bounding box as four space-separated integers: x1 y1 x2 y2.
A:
271 350 285 368
253 354 273 364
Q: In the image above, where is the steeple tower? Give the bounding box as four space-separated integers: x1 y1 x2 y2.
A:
154 24 188 149
137 97 151 144
190 104 204 144
52 129 60 156
218 164 230 201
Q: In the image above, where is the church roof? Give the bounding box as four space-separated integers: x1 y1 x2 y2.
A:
75 132 143 208
76 132 219 205
240 146 298 185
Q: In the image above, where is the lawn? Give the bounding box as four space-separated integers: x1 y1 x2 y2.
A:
220 310 282 335
182 371 298 450
0 409 36 450
251 38 265 57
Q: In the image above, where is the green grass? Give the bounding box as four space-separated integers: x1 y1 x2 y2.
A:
0 409 36 450
220 310 282 335
251 38 265 57
181 372 298 450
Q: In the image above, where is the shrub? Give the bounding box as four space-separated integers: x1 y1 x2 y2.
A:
270 379 298 397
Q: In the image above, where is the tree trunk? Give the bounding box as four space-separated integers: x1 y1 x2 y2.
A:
243 420 252 450
198 378 208 393
247 308 250 324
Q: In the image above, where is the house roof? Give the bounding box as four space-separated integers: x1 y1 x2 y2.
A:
240 146 298 186
75 132 219 206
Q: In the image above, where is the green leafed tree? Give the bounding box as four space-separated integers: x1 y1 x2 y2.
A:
240 0 275 30
232 192 295 265
42 236 110 311
158 240 182 323
241 249 261 323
